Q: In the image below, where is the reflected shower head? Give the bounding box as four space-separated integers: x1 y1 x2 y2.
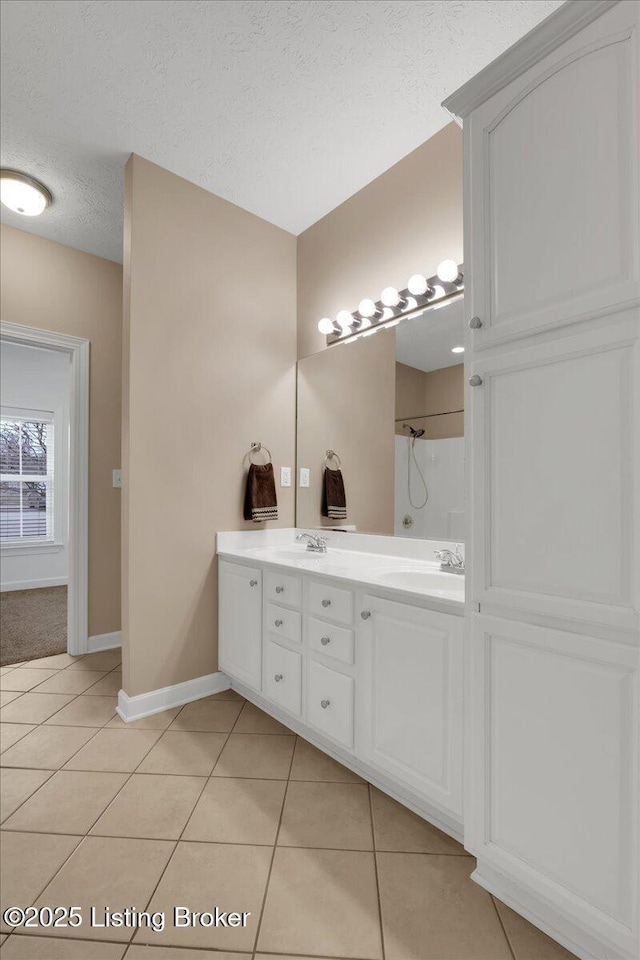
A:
403 423 425 439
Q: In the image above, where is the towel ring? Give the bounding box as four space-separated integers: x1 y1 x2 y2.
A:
247 442 272 465
324 449 341 468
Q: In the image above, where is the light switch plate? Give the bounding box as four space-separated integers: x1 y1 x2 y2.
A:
112 469 122 489
300 468 310 488
280 466 292 487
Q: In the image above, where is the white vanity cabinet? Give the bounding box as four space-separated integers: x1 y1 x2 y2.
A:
444 3 640 958
357 595 463 818
218 556 465 836
218 562 262 690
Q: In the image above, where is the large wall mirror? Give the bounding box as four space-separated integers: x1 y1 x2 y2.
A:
296 296 464 540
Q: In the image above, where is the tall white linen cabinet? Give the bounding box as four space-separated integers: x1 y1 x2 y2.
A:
443 2 640 959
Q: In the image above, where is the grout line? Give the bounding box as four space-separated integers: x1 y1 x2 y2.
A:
252 952 383 960
491 894 517 960
0 824 469 856
0 721 37 755
250 733 298 954
131 722 240 948
368 784 387 960
2 712 178 946
0 768 56 826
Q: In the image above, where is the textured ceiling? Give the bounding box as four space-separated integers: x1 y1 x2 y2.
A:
1 0 562 262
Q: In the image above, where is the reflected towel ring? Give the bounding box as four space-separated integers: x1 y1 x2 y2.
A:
247 442 272 465
324 449 341 468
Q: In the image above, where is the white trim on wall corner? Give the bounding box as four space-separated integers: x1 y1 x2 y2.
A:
0 576 68 592
117 671 231 723
87 631 122 654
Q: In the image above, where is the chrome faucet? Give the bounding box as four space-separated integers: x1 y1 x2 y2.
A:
296 532 328 554
434 544 465 574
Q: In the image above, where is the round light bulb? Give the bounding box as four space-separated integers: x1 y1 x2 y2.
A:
451 346 465 354
432 285 446 299
358 298 377 318
381 286 400 307
0 171 51 216
317 317 335 335
358 316 372 329
381 307 394 321
407 274 428 296
336 310 354 332
404 296 418 311
436 259 459 283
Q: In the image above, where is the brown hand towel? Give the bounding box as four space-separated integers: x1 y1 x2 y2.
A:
244 463 278 522
322 467 347 520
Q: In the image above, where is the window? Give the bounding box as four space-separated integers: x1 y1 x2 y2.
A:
0 411 55 543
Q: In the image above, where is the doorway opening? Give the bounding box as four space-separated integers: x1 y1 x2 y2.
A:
0 322 89 661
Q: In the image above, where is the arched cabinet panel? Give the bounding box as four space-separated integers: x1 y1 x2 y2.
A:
467 2 639 349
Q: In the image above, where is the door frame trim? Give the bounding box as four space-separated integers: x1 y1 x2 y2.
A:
1 320 90 655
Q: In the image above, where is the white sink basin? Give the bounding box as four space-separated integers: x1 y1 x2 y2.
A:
239 545 464 602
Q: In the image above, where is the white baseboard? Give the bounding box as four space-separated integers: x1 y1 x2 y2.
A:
87 631 122 654
472 862 633 960
0 577 68 592
117 670 231 723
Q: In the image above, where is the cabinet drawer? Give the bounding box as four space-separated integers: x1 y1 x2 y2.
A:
263 640 302 717
307 616 354 665
307 660 354 748
308 581 353 625
265 602 301 644
265 570 302 609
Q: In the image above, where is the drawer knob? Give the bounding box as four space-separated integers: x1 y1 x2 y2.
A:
249 579 258 587
469 316 482 329
468 374 483 387
274 619 283 627
275 585 284 593
360 610 371 620
321 699 331 709
274 673 284 682
322 599 331 607
320 636 331 646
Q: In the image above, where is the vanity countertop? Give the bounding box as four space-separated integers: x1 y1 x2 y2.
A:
217 529 465 615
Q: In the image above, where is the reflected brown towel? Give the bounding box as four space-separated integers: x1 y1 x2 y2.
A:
322 467 346 520
244 463 278 522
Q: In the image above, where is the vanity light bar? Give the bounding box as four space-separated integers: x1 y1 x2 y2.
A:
317 261 464 342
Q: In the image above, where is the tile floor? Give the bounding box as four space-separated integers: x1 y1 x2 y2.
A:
0 651 579 960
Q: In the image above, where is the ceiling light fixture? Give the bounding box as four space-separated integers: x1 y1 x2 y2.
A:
0 169 52 216
317 261 464 342
451 346 465 353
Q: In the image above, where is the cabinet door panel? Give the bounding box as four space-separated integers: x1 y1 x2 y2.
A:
307 660 354 747
218 562 262 690
358 595 463 816
263 640 302 717
467 1 639 348
470 315 639 628
467 614 639 955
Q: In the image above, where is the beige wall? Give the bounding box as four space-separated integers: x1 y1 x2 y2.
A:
0 224 122 636
396 362 464 439
297 123 463 360
296 329 396 535
123 155 297 697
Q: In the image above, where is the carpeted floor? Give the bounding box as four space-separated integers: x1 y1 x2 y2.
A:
0 586 67 665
